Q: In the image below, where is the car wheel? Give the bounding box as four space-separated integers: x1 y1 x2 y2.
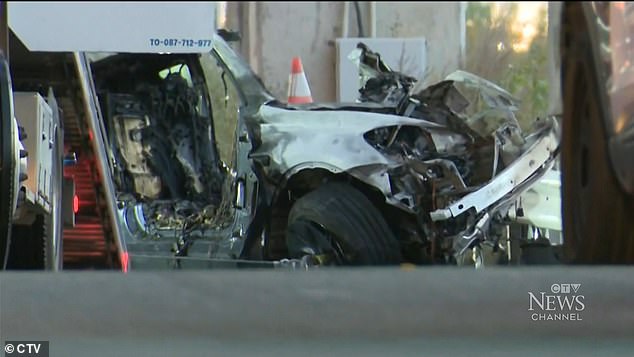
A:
0 111 15 269
0 56 16 269
286 182 402 266
561 3 634 263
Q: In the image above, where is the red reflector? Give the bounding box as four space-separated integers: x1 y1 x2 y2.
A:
122 252 129 273
73 195 80 214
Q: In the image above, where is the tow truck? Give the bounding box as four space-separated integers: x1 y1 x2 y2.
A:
0 4 70 270
0 2 220 270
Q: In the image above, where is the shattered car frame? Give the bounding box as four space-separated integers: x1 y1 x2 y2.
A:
85 34 559 269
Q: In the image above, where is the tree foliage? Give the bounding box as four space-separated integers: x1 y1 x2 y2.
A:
465 2 549 131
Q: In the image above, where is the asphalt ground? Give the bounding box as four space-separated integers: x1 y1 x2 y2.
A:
0 267 633 356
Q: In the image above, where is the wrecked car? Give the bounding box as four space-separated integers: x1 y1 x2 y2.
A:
86 34 559 269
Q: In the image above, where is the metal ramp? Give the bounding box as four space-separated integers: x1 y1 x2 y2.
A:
60 93 114 270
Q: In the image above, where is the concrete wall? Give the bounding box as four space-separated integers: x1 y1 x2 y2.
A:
375 2 466 85
226 1 465 103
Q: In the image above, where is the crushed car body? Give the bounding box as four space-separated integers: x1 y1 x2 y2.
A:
85 34 560 269
253 43 560 265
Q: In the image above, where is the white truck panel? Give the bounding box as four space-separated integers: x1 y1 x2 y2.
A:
8 2 217 53
14 92 54 214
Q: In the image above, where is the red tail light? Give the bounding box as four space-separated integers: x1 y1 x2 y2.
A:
73 194 80 214
121 252 129 273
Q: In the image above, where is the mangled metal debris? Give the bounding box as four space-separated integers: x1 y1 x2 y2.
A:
254 42 560 265
350 42 560 263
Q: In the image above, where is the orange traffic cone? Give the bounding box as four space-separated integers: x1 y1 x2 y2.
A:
287 56 313 104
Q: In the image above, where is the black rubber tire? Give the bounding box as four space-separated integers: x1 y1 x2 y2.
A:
286 182 402 265
6 214 46 270
560 3 634 263
0 55 16 269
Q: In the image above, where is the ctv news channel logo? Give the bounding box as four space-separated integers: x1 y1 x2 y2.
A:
4 341 48 357
528 283 585 321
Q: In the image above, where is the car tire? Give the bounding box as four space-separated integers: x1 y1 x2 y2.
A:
561 3 634 263
0 56 16 269
286 182 402 265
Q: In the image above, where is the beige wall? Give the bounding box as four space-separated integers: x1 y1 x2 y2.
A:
226 1 465 103
375 2 465 86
